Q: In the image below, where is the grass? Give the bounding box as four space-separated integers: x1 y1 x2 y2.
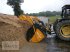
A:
49 15 61 24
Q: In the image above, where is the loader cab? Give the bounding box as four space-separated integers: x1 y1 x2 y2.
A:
61 5 70 19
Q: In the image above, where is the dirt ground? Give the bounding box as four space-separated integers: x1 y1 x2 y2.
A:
0 14 70 52
0 14 32 52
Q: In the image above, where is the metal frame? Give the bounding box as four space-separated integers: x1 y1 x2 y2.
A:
61 5 70 18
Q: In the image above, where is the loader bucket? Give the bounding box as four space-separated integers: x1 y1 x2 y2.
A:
26 23 46 43
19 15 46 42
30 29 45 43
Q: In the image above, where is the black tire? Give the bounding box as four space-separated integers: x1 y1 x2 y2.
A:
53 19 59 33
55 20 70 41
53 19 59 34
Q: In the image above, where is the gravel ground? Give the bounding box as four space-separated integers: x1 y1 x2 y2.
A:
0 14 70 52
19 24 70 52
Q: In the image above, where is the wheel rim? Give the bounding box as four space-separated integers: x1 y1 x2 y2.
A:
60 24 70 38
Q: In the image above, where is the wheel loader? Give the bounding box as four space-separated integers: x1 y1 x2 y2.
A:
3 0 70 42
6 0 51 43
53 5 70 41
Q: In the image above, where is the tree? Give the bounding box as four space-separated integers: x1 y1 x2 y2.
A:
7 0 24 16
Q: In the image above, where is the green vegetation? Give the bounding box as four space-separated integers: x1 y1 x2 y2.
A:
26 11 61 24
49 15 61 24
27 11 61 17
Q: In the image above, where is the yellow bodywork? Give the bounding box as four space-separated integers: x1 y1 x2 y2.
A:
60 25 70 38
19 15 33 25
19 15 45 42
30 29 45 43
19 15 40 25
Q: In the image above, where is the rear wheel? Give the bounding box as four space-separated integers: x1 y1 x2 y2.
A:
55 20 70 41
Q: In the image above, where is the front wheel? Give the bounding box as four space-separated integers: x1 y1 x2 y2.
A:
55 20 70 41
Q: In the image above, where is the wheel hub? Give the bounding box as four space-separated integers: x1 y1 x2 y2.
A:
60 25 70 38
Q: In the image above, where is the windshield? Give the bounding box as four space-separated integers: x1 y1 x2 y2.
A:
66 9 70 16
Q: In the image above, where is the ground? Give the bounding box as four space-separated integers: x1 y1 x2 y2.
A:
0 14 70 52
20 25 70 52
20 36 70 52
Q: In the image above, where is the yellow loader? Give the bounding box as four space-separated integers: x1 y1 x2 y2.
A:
7 0 51 43
19 15 47 42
